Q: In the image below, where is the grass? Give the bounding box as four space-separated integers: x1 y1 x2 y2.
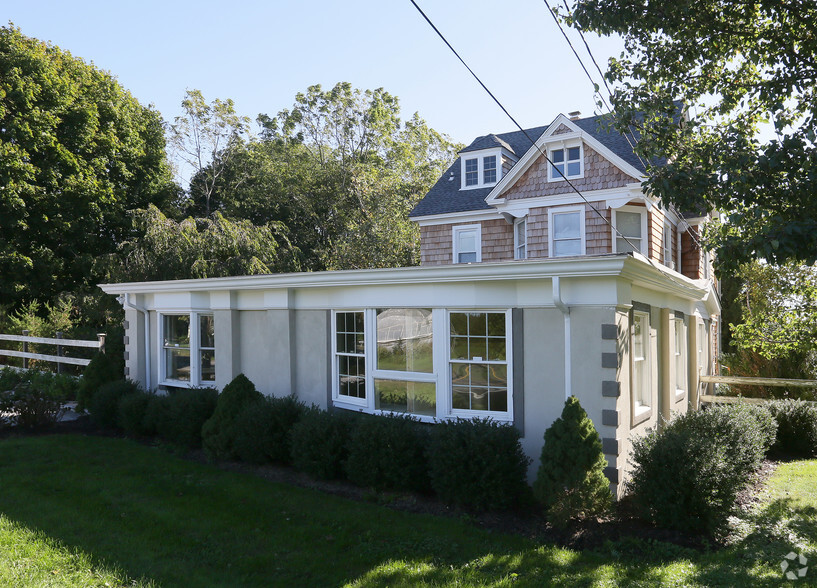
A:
0 435 814 587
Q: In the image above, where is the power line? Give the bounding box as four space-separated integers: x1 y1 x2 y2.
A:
409 0 704 288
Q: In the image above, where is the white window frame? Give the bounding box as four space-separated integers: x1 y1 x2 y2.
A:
447 309 514 421
460 149 502 189
697 321 706 376
612 205 648 254
663 222 673 269
548 205 586 258
331 308 513 424
483 154 497 184
332 310 368 407
514 217 527 260
632 310 652 420
158 311 215 388
677 232 683 273
548 141 583 182
674 317 687 399
452 224 482 264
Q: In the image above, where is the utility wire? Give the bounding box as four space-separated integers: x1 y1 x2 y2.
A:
545 0 704 250
409 0 704 289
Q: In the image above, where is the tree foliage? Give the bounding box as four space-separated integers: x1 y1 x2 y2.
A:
99 205 297 283
0 25 176 308
570 0 817 270
196 82 461 270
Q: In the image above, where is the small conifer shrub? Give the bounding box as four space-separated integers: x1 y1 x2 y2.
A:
201 374 263 459
533 396 612 528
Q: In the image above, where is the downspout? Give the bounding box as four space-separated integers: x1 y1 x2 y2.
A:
552 277 571 400
121 293 151 391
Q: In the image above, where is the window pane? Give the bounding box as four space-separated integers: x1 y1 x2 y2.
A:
465 158 478 186
451 362 469 387
553 239 582 257
452 386 470 409
551 162 565 179
199 314 215 348
490 364 508 388
616 211 642 238
469 337 487 360
470 363 489 387
375 379 436 417
200 350 215 382
490 389 508 412
487 313 505 337
164 315 190 348
376 308 433 372
166 348 190 381
450 313 468 337
553 211 580 240
336 311 364 354
338 356 366 399
516 219 526 243
468 313 486 337
458 230 476 252
567 146 580 161
567 161 581 176
616 236 639 254
552 149 564 163
458 251 477 263
451 336 469 360
471 388 489 411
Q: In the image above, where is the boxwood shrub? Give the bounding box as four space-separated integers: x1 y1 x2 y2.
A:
153 387 219 449
767 399 817 457
345 413 431 493
89 379 141 429
117 390 153 437
202 374 263 459
628 403 775 536
289 408 354 480
233 395 309 465
427 418 531 511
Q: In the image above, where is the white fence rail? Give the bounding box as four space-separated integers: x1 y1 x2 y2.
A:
0 331 106 372
699 374 817 406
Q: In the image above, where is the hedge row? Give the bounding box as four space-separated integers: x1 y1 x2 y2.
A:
85 373 532 512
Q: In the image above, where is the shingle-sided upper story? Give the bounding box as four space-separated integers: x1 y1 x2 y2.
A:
409 113 713 281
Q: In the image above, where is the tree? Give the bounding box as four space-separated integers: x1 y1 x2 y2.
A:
533 396 612 528
98 205 298 283
206 83 461 270
168 89 250 217
570 0 817 270
0 25 176 310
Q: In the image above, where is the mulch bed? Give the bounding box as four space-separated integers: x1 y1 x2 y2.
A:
1 416 770 552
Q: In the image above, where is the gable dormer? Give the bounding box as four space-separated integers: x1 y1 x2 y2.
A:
458 134 518 190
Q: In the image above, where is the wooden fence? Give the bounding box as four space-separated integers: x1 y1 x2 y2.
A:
0 331 106 373
699 374 817 405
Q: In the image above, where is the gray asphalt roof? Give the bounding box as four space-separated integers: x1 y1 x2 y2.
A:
410 113 647 218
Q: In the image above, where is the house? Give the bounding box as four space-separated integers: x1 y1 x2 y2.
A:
99 112 719 496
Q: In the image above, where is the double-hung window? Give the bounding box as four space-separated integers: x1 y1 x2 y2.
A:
663 222 673 268
549 206 585 257
464 158 479 186
335 311 366 403
613 207 646 254
449 311 510 415
453 225 481 263
161 313 215 386
550 146 582 180
674 318 687 396
483 155 497 184
632 310 651 419
514 217 527 260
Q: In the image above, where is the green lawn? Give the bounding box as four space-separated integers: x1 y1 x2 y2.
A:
0 435 814 587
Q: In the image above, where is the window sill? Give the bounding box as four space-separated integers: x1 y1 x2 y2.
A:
675 389 686 403
332 401 513 425
631 403 652 427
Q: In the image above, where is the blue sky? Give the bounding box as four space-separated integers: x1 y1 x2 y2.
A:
7 0 623 146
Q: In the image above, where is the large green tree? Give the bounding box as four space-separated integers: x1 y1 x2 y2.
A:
196 83 460 270
0 25 176 309
570 0 817 270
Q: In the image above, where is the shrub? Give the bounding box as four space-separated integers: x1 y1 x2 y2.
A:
534 396 612 528
233 395 308 465
89 379 141 429
628 404 775 536
117 390 153 437
345 414 431 493
77 352 123 410
0 381 67 429
0 368 25 392
201 374 263 459
156 387 219 449
427 418 531 511
290 408 354 480
142 394 170 438
767 399 817 457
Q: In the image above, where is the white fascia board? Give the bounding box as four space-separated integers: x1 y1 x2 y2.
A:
412 210 501 226
495 185 649 217
485 115 646 206
620 253 707 300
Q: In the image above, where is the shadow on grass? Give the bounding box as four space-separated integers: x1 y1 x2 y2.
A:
0 435 811 587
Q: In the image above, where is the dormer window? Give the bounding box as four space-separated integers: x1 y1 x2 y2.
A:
460 149 505 189
483 156 497 184
549 145 583 180
465 158 478 186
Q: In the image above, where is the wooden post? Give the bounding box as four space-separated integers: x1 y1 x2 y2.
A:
22 329 29 369
97 333 106 355
56 331 64 375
